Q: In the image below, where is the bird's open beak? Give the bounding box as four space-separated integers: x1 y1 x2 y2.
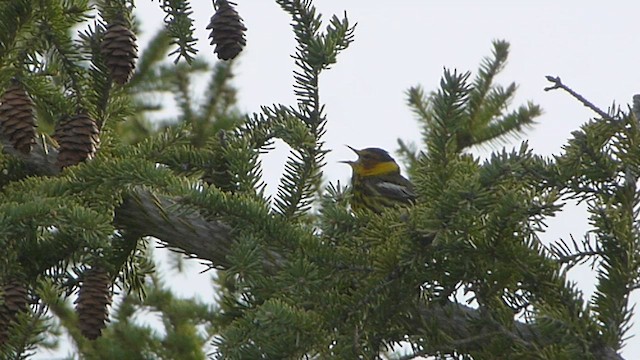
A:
340 145 359 165
346 145 360 155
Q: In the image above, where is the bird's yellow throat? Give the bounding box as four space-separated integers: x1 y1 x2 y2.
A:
355 161 399 177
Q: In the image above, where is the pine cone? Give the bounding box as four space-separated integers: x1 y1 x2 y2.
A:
207 0 246 60
75 267 112 340
54 112 100 169
0 279 29 344
0 82 37 154
101 16 138 85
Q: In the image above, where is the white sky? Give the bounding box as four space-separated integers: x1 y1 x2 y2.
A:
36 0 640 358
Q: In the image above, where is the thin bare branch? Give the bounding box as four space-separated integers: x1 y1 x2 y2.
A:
544 76 614 121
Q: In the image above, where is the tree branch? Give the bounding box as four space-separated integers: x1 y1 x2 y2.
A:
1 134 60 176
0 136 625 359
114 188 234 268
407 301 624 360
114 188 286 271
544 76 614 121
1 136 281 271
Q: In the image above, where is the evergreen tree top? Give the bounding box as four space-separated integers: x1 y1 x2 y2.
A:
0 1 636 359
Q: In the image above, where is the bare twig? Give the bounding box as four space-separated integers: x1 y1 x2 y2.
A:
544 76 614 121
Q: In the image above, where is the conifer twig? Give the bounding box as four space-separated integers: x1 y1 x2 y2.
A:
544 76 613 121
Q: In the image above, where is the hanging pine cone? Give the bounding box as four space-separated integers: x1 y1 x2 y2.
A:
54 112 100 169
0 279 29 344
75 267 112 340
101 16 138 85
207 0 247 60
0 81 37 154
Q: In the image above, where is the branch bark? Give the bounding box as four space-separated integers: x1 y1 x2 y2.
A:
114 189 234 268
1 134 60 176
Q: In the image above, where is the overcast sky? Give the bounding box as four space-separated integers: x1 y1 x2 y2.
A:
37 1 640 358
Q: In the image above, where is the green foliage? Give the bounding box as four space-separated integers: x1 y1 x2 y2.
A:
45 256 216 360
0 1 242 357
160 0 199 63
406 40 541 155
0 303 55 360
265 1 354 220
0 1 638 359
553 107 640 350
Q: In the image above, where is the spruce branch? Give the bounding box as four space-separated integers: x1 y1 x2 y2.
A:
0 134 626 359
35 4 88 108
411 41 540 153
266 1 354 220
549 234 602 270
78 21 113 130
406 86 431 127
114 188 234 269
463 40 540 149
200 61 237 122
424 68 471 159
396 138 419 171
549 91 640 350
128 29 171 88
472 100 541 148
159 0 198 63
0 3 637 356
468 39 510 125
173 64 196 124
0 0 33 64
405 301 624 360
5 304 49 360
590 202 638 349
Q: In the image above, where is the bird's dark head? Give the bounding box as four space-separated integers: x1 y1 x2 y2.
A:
341 146 400 176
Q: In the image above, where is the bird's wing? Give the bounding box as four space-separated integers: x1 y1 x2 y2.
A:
373 176 417 204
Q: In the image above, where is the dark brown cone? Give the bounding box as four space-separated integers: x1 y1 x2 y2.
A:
0 279 29 344
207 0 246 60
101 17 138 85
0 82 37 154
54 112 100 169
74 267 112 340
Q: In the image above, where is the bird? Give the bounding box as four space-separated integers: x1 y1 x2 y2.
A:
341 146 416 213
